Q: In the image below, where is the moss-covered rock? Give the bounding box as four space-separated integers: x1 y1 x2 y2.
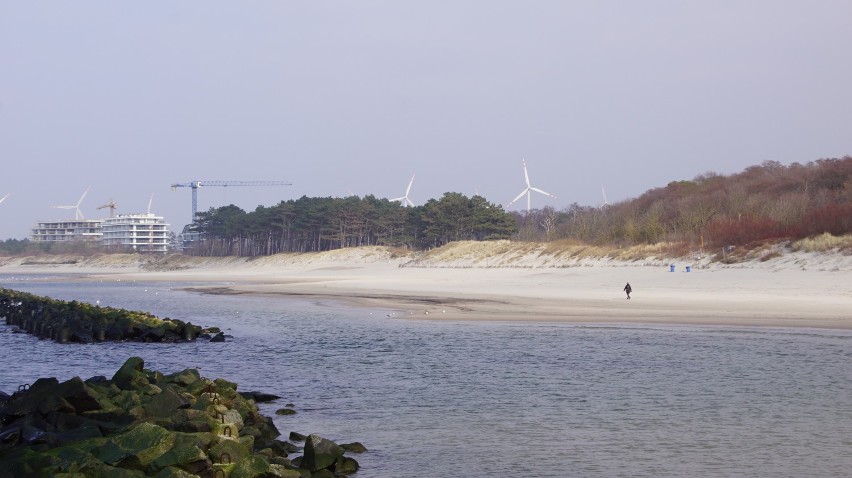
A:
0 288 211 344
0 358 366 477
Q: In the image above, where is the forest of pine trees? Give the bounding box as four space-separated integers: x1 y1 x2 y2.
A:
186 193 517 256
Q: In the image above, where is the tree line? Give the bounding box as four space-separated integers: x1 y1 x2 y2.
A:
185 193 516 256
3 157 850 257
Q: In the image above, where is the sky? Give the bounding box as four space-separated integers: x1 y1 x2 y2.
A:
2 1 851 239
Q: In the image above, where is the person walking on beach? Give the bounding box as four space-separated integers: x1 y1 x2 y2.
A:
623 282 632 300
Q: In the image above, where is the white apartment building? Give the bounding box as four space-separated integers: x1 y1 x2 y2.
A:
31 220 104 242
101 213 170 253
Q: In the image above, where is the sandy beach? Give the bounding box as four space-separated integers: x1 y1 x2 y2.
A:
3 242 850 329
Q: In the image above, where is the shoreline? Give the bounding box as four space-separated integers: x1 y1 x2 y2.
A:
3 255 850 330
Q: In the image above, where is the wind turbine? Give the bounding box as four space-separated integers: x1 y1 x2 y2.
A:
507 160 556 212
392 174 415 207
53 187 91 220
601 184 610 207
0 193 9 205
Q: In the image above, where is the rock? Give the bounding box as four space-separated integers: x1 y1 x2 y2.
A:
153 467 200 478
275 408 296 416
335 455 360 474
208 434 253 464
209 332 226 342
239 391 282 403
340 442 368 453
0 357 368 477
300 434 344 472
111 357 146 390
228 455 271 478
0 424 22 449
289 432 306 442
310 469 336 478
143 386 189 418
5 376 102 417
164 369 201 387
149 435 211 475
96 422 176 471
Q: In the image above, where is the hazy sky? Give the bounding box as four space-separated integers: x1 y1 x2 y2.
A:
2 1 851 239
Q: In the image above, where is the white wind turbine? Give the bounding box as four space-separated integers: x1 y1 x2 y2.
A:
392 174 415 207
53 187 91 220
0 193 9 205
507 160 556 212
601 184 610 207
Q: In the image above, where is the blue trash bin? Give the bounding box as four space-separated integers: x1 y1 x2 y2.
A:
669 264 675 272
686 266 691 272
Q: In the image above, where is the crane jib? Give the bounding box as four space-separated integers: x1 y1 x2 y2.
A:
170 180 292 224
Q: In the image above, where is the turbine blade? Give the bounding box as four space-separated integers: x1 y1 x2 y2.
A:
77 187 90 207
405 174 415 196
0 193 9 204
522 159 531 187
530 187 556 198
508 188 529 205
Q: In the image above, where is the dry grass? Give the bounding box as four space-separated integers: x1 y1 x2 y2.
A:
792 233 852 253
541 241 692 262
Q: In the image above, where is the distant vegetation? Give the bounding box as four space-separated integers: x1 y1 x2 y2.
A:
513 157 852 249
187 193 516 256
0 238 104 256
3 157 851 258
184 156 852 257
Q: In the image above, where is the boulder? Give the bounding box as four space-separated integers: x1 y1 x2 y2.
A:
340 441 368 453
209 332 226 343
275 408 296 416
142 386 189 418
310 469 335 478
164 369 201 387
111 357 146 390
229 455 271 478
239 391 282 403
335 455 360 474
148 437 210 475
300 434 344 472
96 422 176 471
141 327 166 342
152 467 200 478
5 376 102 417
208 434 253 464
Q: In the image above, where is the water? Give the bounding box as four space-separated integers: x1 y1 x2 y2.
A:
2 274 852 477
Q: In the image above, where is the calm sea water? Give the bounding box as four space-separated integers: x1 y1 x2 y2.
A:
2 274 852 478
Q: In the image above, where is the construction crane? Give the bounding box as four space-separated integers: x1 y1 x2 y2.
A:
97 198 118 218
170 180 292 223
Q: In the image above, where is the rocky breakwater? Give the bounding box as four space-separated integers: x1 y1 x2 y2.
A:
0 288 216 343
0 357 365 477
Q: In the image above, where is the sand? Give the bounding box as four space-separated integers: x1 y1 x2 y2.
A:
2 243 850 330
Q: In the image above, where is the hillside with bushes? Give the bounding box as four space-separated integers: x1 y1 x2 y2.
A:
514 157 852 250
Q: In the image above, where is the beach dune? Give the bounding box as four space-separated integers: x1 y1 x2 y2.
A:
2 241 850 329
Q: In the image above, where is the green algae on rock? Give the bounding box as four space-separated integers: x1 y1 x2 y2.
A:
0 288 210 343
0 357 363 477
